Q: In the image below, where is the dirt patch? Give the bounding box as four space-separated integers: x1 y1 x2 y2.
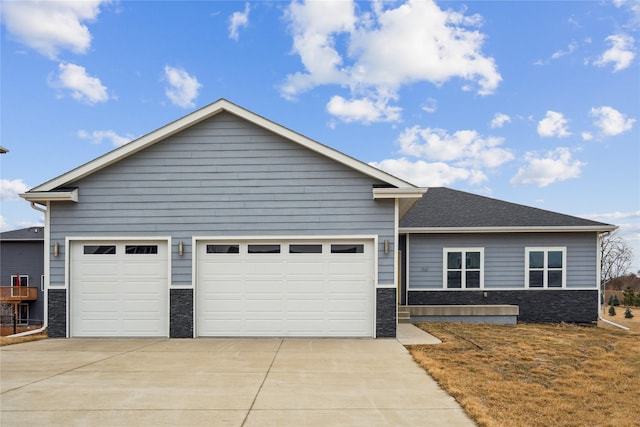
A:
410 322 640 427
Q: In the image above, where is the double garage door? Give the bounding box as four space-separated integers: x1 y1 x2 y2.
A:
197 240 374 337
70 239 374 337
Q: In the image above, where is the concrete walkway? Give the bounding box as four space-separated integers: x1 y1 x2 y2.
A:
1 335 474 426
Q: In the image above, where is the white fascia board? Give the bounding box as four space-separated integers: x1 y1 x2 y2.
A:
372 188 427 198
373 187 426 217
400 225 618 234
29 99 416 192
20 188 78 203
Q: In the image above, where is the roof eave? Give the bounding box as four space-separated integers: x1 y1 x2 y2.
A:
399 225 618 234
373 188 427 217
20 189 78 203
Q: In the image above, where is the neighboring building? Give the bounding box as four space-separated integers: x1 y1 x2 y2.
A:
0 227 45 326
20 99 615 338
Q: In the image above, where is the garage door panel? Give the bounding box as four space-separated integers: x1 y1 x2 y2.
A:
197 239 374 337
71 241 168 337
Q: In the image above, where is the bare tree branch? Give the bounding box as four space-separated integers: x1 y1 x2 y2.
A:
601 231 634 286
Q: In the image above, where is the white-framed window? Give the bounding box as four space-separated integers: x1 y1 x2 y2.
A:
525 247 566 288
443 248 484 289
10 275 29 287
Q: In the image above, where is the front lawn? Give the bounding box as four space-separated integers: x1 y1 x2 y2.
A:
410 322 640 427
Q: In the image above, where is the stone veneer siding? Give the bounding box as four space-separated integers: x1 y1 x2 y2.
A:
408 290 598 323
170 289 193 338
376 288 396 337
47 289 67 337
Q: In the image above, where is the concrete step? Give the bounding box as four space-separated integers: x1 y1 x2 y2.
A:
398 306 412 323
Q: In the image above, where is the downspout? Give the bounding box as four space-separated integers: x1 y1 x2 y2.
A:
596 231 629 331
7 202 50 337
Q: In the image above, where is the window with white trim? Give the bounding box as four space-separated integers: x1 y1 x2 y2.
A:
443 248 484 289
10 275 29 287
525 247 566 288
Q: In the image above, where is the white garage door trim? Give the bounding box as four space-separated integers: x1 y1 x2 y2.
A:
193 235 378 337
65 237 171 337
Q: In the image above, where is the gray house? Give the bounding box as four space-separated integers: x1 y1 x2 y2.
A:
0 227 45 326
20 99 615 338
399 188 615 323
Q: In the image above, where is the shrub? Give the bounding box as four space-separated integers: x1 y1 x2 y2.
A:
622 287 636 306
608 294 620 306
635 292 640 307
624 307 634 319
608 305 616 316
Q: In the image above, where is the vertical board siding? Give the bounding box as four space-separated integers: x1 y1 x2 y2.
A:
408 232 598 289
49 112 395 286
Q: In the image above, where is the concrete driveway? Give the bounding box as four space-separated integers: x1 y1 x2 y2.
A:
1 332 474 426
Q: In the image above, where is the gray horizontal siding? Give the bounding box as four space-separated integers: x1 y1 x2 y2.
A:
407 232 598 290
49 112 395 286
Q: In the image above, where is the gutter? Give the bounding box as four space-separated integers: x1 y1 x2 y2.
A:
596 231 629 331
8 202 49 338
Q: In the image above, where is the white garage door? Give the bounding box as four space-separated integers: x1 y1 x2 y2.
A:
197 240 374 337
70 241 169 337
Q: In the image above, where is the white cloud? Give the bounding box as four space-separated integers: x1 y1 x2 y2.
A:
613 0 640 29
164 65 202 108
397 126 514 169
282 0 501 123
50 62 109 104
510 147 585 187
590 106 636 136
229 3 250 41
77 130 134 147
581 131 593 141
1 0 108 59
583 210 640 221
551 41 578 60
370 157 487 187
594 33 635 72
326 95 402 123
490 113 511 128
0 216 9 232
421 97 437 113
537 110 571 138
1 179 29 201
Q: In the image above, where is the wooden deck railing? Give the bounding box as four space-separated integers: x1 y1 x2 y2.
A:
0 286 38 301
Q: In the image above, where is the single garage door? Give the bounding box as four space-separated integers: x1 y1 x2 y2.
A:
197 239 374 337
70 241 169 337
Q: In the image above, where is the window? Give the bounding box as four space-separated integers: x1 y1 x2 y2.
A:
84 245 116 255
207 244 239 254
18 303 29 325
125 245 158 254
10 275 29 287
331 244 364 254
290 244 322 254
248 244 280 254
443 248 484 289
525 247 566 288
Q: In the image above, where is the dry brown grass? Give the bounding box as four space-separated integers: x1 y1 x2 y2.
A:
410 322 640 427
0 331 47 347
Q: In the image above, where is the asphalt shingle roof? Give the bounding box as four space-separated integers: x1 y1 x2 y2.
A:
0 227 45 241
400 187 614 229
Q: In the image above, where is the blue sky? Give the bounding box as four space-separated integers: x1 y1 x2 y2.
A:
1 0 639 271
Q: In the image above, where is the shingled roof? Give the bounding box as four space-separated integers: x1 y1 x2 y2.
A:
0 227 45 241
400 187 615 231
